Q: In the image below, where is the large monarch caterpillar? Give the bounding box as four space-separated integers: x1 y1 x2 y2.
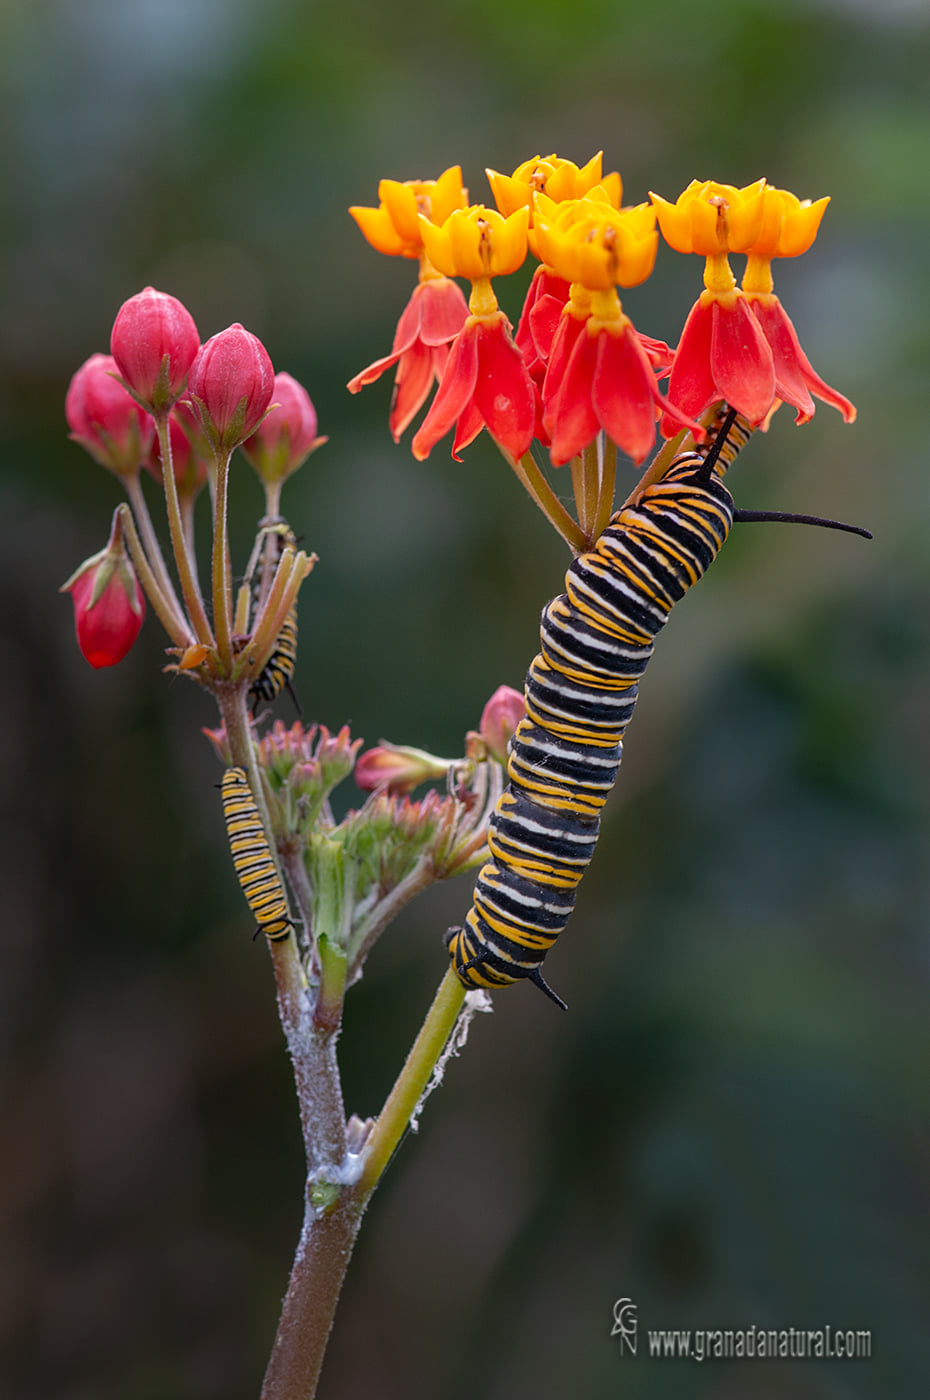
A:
445 408 869 1006
248 520 301 715
221 767 294 941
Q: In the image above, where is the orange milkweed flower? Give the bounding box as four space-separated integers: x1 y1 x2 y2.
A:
486 152 622 262
652 179 855 432
651 179 777 433
486 152 621 219
534 200 695 464
349 167 468 259
740 186 856 425
348 169 471 439
410 206 536 462
489 159 622 405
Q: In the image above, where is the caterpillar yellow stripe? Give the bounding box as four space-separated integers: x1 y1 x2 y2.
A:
221 766 293 941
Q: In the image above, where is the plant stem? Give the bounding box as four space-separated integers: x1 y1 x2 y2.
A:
591 435 618 541
357 967 465 1194
123 472 189 637
260 1193 364 1400
117 505 191 649
262 965 474 1398
211 443 235 669
570 440 600 545
154 411 214 647
505 449 586 553
347 859 438 978
624 429 688 509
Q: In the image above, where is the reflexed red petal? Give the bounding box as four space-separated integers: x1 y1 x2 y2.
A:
411 321 480 460
663 297 718 435
542 311 587 434
347 346 406 393
471 317 536 460
388 341 437 440
637 332 673 372
591 328 659 465
709 296 776 426
531 380 550 447
390 287 429 352
547 327 600 466
451 398 485 459
417 277 469 346
749 295 856 424
516 266 570 364
348 281 454 395
528 294 567 366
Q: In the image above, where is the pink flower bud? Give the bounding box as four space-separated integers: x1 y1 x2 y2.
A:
241 372 327 484
61 511 146 668
187 323 275 452
66 353 154 478
110 287 200 412
354 743 450 796
479 684 525 763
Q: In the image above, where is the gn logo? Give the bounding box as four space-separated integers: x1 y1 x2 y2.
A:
611 1297 638 1355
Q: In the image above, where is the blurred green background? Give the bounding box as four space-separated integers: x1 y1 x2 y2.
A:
2 0 928 1396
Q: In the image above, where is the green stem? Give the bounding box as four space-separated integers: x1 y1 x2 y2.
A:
504 448 586 553
571 440 600 545
264 479 284 521
211 443 235 669
357 967 466 1194
592 435 618 541
314 935 348 1037
619 428 689 511
117 505 190 649
346 858 437 979
154 412 214 647
123 472 188 636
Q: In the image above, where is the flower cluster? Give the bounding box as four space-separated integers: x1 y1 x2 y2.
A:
63 288 324 671
349 158 856 544
203 688 522 986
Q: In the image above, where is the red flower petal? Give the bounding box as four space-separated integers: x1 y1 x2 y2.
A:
542 311 587 435
347 345 407 393
748 295 856 424
663 297 719 435
391 285 431 352
471 317 536 460
417 277 469 346
528 294 567 367
411 320 480 460
709 296 776 426
637 332 673 372
451 398 485 459
516 266 570 364
547 326 600 466
591 327 659 464
388 340 439 440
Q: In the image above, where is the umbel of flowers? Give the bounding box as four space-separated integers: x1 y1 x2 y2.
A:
350 158 855 551
63 290 323 688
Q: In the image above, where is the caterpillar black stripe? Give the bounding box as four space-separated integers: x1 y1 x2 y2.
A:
249 521 300 715
445 413 744 1007
222 766 294 941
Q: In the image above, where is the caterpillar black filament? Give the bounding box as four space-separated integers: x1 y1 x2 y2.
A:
445 416 743 1006
249 521 300 715
221 766 294 941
